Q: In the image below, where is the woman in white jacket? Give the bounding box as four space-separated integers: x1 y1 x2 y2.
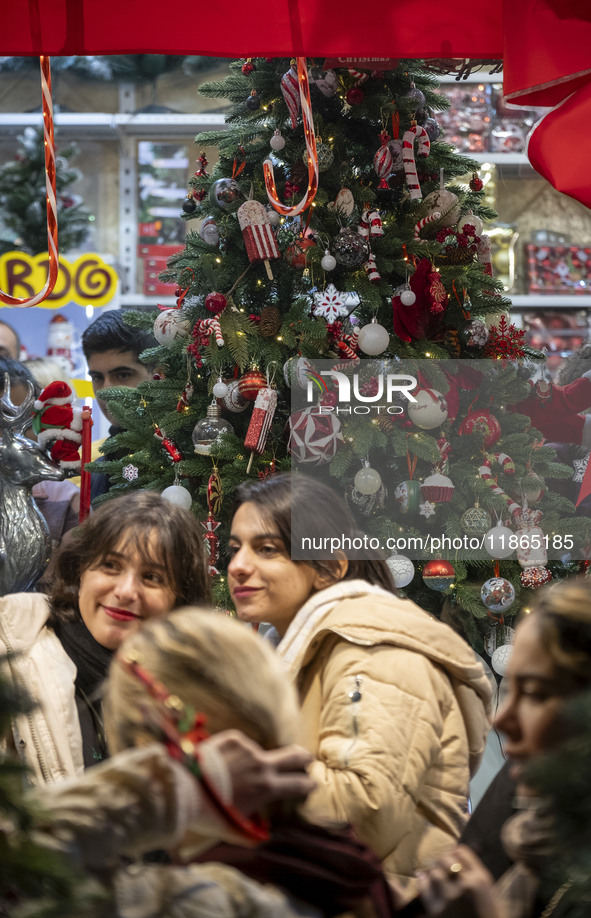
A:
227 474 493 885
0 490 211 785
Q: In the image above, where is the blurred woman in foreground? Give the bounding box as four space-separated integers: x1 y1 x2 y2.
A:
416 578 591 918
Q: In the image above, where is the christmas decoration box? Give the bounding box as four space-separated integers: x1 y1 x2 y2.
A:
526 244 591 294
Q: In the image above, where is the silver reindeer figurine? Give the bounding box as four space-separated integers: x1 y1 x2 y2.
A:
0 373 65 594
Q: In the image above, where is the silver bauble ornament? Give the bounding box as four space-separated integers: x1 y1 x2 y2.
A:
161 484 192 510
198 216 220 247
270 130 286 151
484 523 515 559
209 178 245 211
332 228 370 268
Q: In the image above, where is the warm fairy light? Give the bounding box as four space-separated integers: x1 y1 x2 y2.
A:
215 258 222 263
277 336 283 341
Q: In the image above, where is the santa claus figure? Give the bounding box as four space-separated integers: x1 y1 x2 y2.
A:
32 380 83 471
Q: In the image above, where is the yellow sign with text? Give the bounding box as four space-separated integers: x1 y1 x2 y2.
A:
0 251 118 308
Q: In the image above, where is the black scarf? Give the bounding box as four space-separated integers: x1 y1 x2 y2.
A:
54 619 113 767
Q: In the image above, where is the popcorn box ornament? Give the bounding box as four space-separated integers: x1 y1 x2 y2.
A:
237 200 280 279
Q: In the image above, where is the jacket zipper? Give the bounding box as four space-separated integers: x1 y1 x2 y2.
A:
0 620 52 784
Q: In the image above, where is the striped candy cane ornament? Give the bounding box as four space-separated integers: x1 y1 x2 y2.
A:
402 124 430 201
364 255 381 283
479 453 521 518
264 58 319 217
414 212 442 241
281 63 300 129
196 318 225 347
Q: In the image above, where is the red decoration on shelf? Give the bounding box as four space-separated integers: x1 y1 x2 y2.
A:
483 315 526 360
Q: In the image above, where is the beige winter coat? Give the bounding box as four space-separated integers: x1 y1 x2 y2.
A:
275 579 493 883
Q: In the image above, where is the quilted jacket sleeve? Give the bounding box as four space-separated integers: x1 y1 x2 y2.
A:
298 637 456 861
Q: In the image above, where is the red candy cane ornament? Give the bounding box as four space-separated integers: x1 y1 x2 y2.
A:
414 212 442 241
402 123 430 201
265 58 318 217
479 453 521 519
0 57 59 307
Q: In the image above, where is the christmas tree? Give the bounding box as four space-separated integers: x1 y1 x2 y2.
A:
0 126 90 255
93 57 590 652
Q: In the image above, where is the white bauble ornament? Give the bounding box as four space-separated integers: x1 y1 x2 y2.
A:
484 522 515 559
457 210 484 236
270 129 286 151
481 577 516 612
266 206 281 226
321 251 337 272
161 484 192 510
220 380 249 413
400 287 416 306
386 554 415 588
422 189 461 226
491 643 513 676
212 379 229 399
407 388 448 429
153 309 191 346
354 466 382 495
357 320 390 356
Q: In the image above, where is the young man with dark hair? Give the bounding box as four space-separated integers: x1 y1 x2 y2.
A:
81 310 160 501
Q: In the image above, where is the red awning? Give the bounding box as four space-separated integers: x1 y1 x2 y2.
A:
1 0 503 58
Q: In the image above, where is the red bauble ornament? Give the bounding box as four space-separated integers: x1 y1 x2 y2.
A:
458 409 501 448
422 559 455 591
320 390 338 409
285 236 316 269
242 60 255 74
238 369 267 401
346 87 364 105
205 292 227 314
469 173 484 192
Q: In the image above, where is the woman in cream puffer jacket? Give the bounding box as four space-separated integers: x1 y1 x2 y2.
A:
228 474 493 886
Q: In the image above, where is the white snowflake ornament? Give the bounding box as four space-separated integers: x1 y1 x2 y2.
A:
573 454 589 483
122 464 139 482
312 284 360 324
419 500 436 518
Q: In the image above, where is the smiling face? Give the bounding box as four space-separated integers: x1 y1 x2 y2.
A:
78 529 176 650
493 614 567 789
87 349 153 426
228 502 325 637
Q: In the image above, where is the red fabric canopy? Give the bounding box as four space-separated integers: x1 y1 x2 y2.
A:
1 0 503 57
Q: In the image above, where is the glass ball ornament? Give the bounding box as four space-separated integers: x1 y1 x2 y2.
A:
303 142 334 172
357 319 390 356
266 206 280 226
161 484 192 510
198 216 219 247
182 196 197 214
321 250 337 272
212 378 229 399
270 129 286 151
459 318 489 351
422 559 455 592
192 403 234 455
209 177 245 211
400 286 416 306
153 309 191 346
245 91 260 111
354 465 382 496
491 643 513 676
481 577 516 613
386 554 415 589
402 83 426 107
461 504 492 536
424 117 441 142
520 471 545 504
407 389 448 429
484 522 515 559
332 227 370 268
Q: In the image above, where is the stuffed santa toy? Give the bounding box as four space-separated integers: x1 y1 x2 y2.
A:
32 380 83 471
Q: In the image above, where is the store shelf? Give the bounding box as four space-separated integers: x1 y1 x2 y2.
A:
0 112 228 137
510 295 591 309
469 152 530 165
